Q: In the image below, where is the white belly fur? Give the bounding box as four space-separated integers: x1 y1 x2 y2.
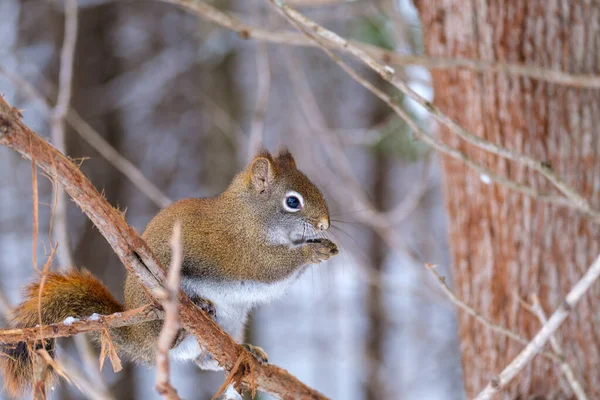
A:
169 267 307 362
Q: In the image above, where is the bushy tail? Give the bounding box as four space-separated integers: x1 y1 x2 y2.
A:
0 270 123 398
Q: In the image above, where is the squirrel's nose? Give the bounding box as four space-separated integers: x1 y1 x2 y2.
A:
317 218 329 231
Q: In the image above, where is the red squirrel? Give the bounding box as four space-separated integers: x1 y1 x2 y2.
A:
0 149 338 397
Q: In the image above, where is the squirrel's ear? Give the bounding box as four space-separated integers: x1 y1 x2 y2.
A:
276 148 296 169
250 156 274 192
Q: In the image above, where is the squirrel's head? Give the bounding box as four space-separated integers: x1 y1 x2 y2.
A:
232 149 330 245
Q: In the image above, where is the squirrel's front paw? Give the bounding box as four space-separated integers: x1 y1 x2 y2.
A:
305 238 339 263
190 296 217 320
242 343 269 364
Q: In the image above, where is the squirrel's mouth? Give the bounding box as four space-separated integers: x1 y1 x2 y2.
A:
288 220 322 246
290 231 319 246
291 236 316 246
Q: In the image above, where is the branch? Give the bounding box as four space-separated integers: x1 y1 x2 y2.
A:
155 0 600 89
0 305 161 344
60 354 115 400
424 264 561 364
527 294 588 400
275 3 574 212
283 50 424 263
0 96 328 400
473 253 600 400
0 289 13 321
0 66 173 209
51 0 78 269
155 223 183 400
32 351 49 400
268 0 600 222
247 41 271 162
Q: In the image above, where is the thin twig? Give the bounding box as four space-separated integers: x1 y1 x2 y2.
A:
0 305 162 344
60 354 114 400
473 253 600 400
284 50 422 262
268 0 600 222
384 151 433 225
523 294 588 400
65 109 173 208
32 350 49 400
155 222 183 400
0 96 329 400
47 4 114 390
0 66 173 209
268 2 588 218
247 41 271 162
156 0 600 89
51 0 78 269
423 264 561 363
0 290 13 321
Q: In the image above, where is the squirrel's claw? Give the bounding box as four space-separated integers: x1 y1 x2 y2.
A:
242 343 269 364
191 296 217 320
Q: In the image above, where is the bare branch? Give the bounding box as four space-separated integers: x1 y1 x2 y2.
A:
155 223 183 400
283 50 423 262
523 294 588 400
267 0 600 222
0 305 161 344
424 264 561 364
0 290 13 321
0 96 328 400
60 354 117 400
269 0 599 220
156 0 600 89
65 109 173 208
32 351 49 400
473 253 600 400
247 42 271 162
45 3 113 393
384 152 433 225
51 0 78 269
0 66 173 209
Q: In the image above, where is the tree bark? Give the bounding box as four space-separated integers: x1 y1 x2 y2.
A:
415 1 600 398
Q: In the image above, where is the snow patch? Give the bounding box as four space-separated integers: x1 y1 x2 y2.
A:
88 313 101 321
63 316 80 326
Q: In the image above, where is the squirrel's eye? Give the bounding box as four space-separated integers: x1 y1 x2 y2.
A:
283 191 304 212
286 196 300 209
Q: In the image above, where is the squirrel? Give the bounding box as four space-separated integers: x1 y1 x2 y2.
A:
0 149 339 397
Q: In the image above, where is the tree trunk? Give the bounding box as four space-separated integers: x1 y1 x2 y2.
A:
415 1 600 398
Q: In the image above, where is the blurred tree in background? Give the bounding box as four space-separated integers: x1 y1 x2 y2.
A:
417 1 600 398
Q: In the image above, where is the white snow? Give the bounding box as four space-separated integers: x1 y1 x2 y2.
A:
63 316 80 326
88 313 101 321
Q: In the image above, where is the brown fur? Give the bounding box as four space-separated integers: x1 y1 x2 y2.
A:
1 149 338 394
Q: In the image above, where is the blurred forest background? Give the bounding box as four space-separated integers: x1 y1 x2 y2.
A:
2 0 600 399
0 0 460 399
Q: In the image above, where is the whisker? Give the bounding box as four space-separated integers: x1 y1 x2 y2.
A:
324 229 351 275
330 209 372 218
329 224 360 247
330 219 364 226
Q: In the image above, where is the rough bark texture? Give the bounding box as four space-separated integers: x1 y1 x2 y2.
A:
415 1 600 398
